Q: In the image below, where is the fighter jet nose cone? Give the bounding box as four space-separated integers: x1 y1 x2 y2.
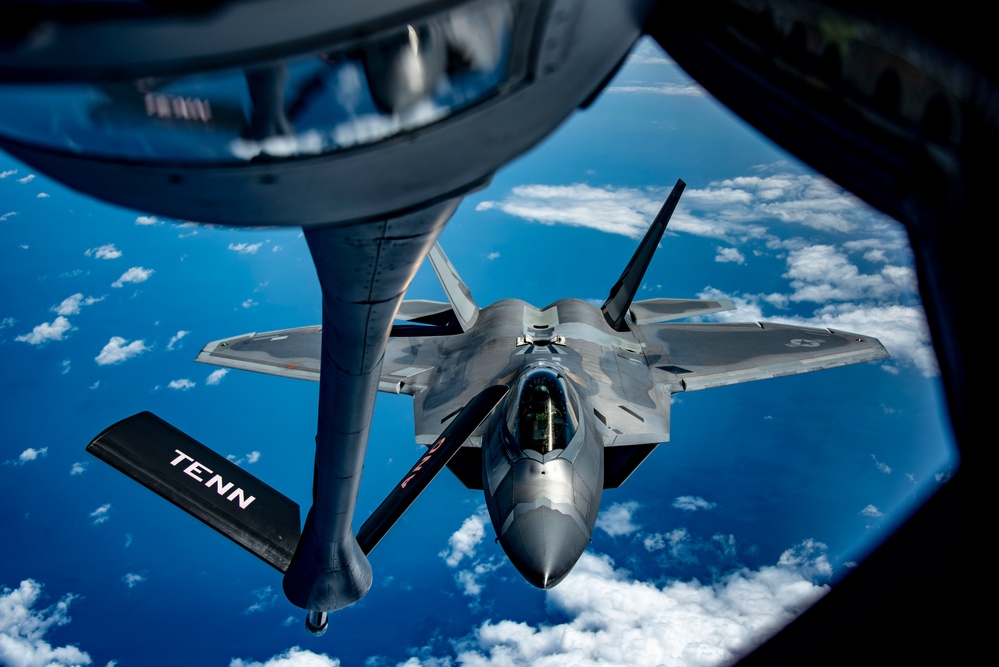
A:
499 505 589 589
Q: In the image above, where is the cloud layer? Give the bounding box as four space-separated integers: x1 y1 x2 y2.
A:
418 542 830 667
475 168 932 375
0 579 92 667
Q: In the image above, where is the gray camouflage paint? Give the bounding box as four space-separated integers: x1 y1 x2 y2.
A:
198 242 889 591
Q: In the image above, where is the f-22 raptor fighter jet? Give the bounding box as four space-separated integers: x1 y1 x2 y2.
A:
88 180 887 634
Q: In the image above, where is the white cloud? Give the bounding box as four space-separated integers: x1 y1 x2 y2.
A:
0 579 93 667
761 292 790 308
596 501 640 537
487 252 501 260
85 244 122 260
642 527 689 555
860 504 883 518
672 496 717 512
608 82 705 96
19 448 48 464
1 211 16 221
642 533 666 551
7 447 49 466
713 173 872 233
440 508 489 568
228 242 265 255
90 504 111 524
475 184 673 239
134 215 160 226
111 266 154 288
775 538 832 579
206 368 229 385
166 330 189 351
230 130 327 160
456 559 503 597
36 193 50 199
227 452 261 466
121 573 146 589
1 317 14 330
229 647 340 667
842 238 885 252
15 317 71 345
241 299 258 309
871 454 892 474
713 533 739 560
440 509 505 598
52 293 103 316
715 247 745 264
414 542 831 667
0 169 16 178
474 172 888 245
244 587 278 615
168 379 195 391
70 462 87 476
782 245 909 303
17 174 35 184
95 337 148 365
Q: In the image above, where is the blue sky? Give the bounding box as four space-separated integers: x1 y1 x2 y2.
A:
0 38 955 667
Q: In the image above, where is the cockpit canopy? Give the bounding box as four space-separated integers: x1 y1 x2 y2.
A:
504 367 579 455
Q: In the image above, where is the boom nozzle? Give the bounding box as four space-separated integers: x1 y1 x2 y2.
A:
305 611 328 637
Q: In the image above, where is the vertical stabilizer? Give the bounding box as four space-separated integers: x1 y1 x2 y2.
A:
427 243 479 331
601 179 685 331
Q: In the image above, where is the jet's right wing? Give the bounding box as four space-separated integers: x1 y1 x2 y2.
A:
638 321 889 392
196 325 440 395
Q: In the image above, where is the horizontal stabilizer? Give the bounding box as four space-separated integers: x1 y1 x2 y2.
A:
629 298 736 324
87 412 301 572
395 300 454 324
604 443 659 488
197 326 321 381
357 385 509 554
391 300 463 337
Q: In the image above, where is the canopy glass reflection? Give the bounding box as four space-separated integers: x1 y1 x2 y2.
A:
0 0 514 163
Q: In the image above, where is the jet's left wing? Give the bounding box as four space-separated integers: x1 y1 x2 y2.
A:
196 325 439 395
638 321 889 392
